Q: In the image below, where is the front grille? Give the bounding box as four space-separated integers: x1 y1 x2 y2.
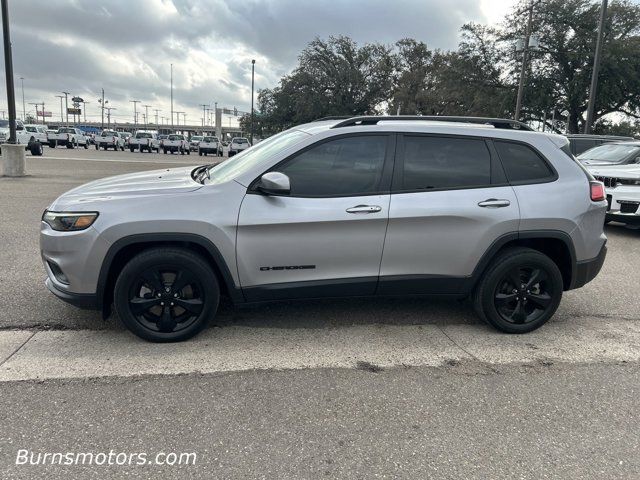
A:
595 176 618 188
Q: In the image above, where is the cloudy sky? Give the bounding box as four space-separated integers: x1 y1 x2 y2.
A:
2 0 515 127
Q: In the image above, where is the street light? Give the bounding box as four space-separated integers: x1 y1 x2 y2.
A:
19 76 25 121
250 59 255 144
61 91 70 126
55 95 64 124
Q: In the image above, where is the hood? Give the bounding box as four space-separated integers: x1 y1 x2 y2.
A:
588 164 640 180
580 159 626 166
49 166 202 210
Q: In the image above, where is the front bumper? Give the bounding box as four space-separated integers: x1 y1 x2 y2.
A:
571 244 607 290
46 278 99 310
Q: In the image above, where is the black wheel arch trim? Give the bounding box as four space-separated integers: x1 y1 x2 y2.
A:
468 229 578 292
96 233 244 315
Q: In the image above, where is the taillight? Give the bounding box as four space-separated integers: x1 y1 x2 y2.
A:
590 181 606 202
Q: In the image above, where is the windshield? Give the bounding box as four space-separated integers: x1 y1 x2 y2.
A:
0 120 8 128
26 126 37 132
169 134 183 141
135 133 153 139
233 138 248 144
191 136 203 141
203 137 217 142
58 128 75 133
101 131 117 136
578 144 640 163
207 129 309 185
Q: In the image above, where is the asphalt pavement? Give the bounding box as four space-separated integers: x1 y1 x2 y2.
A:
1 147 639 479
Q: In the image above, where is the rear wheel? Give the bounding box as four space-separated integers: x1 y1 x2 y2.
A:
95 144 99 150
83 142 88 149
114 248 220 342
30 141 43 156
472 247 563 333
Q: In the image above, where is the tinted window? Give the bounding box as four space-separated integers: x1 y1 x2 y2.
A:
278 136 387 197
401 136 491 190
494 141 554 183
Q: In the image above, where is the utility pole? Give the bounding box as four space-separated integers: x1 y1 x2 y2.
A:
2 0 17 144
19 76 25 120
29 102 39 124
40 102 45 124
154 108 160 126
514 1 540 121
55 95 64 123
200 104 208 127
130 100 140 128
106 107 116 129
585 0 608 134
250 59 255 144
170 63 173 129
62 91 70 126
143 104 151 129
100 88 105 129
83 101 89 123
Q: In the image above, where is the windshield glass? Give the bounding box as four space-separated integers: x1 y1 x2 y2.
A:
58 128 75 133
169 135 183 141
26 126 37 132
578 144 640 163
207 129 309 185
203 137 217 142
135 133 153 139
233 138 248 144
191 136 203 141
101 131 117 136
0 120 9 128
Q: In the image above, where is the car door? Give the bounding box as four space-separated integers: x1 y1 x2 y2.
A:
236 134 395 301
378 134 520 295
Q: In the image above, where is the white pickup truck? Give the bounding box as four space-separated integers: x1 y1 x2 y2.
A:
162 134 189 155
198 136 221 156
0 119 44 155
24 124 49 145
49 127 88 149
95 130 125 151
129 130 159 153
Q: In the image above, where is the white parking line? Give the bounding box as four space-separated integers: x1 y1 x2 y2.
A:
0 317 638 381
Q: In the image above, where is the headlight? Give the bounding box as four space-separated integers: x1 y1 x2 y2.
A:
42 211 98 231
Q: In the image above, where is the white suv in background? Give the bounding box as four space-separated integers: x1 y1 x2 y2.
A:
25 124 49 145
589 165 640 226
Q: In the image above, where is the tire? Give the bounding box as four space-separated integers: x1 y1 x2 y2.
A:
84 142 88 149
180 147 184 155
95 144 99 150
163 148 167 154
472 247 563 334
114 248 220 342
129 146 135 152
50 142 56 148
187 149 190 155
30 141 43 156
199 150 203 156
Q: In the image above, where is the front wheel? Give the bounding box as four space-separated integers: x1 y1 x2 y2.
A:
84 142 88 149
30 141 44 156
95 144 99 150
472 247 563 333
114 248 220 342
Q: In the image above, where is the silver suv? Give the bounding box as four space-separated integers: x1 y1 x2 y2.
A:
41 116 608 342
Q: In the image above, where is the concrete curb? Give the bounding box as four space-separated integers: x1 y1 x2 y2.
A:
0 317 638 382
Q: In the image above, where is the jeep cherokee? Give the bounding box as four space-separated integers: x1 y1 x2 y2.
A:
41 116 608 342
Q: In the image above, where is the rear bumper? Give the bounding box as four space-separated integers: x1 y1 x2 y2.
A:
571 244 607 290
46 278 99 310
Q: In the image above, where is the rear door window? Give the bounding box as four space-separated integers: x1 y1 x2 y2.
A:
494 141 555 184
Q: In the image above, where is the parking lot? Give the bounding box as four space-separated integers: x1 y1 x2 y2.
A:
1 148 640 478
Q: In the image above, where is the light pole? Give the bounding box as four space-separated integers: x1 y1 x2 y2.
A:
83 101 89 123
170 63 174 129
250 59 255 144
2 0 18 144
130 100 140 128
55 95 64 124
154 109 160 126
585 0 608 134
62 91 70 126
19 76 25 120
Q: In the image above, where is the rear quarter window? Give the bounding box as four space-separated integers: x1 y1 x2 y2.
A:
494 141 555 184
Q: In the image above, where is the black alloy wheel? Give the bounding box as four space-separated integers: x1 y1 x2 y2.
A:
114 248 219 342
473 247 563 333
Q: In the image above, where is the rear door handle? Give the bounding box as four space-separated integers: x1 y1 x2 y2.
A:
346 205 382 214
478 199 511 208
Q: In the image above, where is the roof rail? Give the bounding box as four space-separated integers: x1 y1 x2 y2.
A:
329 115 534 131
313 115 353 122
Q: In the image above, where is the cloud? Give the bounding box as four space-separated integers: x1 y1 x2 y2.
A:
2 0 494 126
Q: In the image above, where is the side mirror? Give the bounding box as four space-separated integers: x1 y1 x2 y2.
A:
257 172 290 196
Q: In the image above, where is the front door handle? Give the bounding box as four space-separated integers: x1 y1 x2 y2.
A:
478 198 511 208
346 205 382 214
